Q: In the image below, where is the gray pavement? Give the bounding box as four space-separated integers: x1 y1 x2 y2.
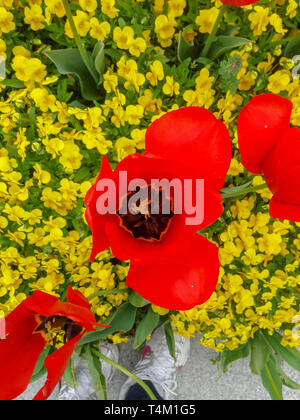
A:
18 335 300 400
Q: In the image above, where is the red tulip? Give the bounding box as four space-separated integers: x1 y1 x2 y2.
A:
238 93 300 222
221 0 260 6
0 286 106 400
85 107 232 310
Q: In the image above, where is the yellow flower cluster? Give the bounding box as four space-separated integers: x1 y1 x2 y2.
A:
172 201 300 351
0 0 299 354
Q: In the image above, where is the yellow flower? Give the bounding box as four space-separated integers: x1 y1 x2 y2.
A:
113 26 134 50
151 304 169 315
129 37 147 57
146 60 164 86
65 10 90 38
269 13 287 35
248 6 269 36
162 76 180 96
59 142 83 171
103 71 118 93
90 18 110 41
167 0 186 18
12 45 31 58
15 128 30 162
268 70 290 94
155 14 175 40
33 163 51 187
125 104 144 125
227 158 244 176
195 67 214 91
0 38 6 59
257 233 282 256
24 5 45 31
115 137 136 162
79 0 97 13
101 0 119 18
196 7 219 34
0 6 15 34
287 0 297 18
30 88 56 112
44 0 65 18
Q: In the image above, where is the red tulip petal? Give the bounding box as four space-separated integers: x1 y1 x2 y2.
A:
145 107 232 190
66 286 91 310
24 291 98 331
269 198 300 222
126 234 220 311
221 0 259 5
85 156 114 207
262 127 300 221
85 156 113 261
0 316 46 400
4 301 34 335
238 94 292 174
33 334 83 400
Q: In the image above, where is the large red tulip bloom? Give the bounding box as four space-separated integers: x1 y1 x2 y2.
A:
238 93 300 222
85 107 232 310
0 286 106 400
221 0 260 6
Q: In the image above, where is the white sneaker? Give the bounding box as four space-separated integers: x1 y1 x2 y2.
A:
119 326 190 400
58 342 119 400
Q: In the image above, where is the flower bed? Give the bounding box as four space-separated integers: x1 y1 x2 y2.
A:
0 0 299 400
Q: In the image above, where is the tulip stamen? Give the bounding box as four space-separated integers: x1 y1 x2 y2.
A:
34 315 84 345
118 185 174 242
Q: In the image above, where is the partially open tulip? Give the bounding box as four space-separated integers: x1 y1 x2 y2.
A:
0 286 107 400
237 93 300 222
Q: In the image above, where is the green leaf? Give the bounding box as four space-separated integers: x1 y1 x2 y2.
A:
63 358 77 389
0 79 25 88
263 331 300 372
92 41 106 84
284 34 300 58
86 346 107 400
269 354 300 390
221 180 253 199
177 31 197 63
217 343 250 376
250 332 271 375
261 357 283 400
74 166 91 182
128 290 150 308
164 322 176 362
45 48 103 101
30 348 50 384
208 36 251 61
79 303 137 345
133 307 160 349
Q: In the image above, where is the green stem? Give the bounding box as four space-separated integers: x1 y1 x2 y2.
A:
88 288 130 301
201 5 226 57
92 348 158 401
263 365 283 401
221 183 268 200
62 0 98 83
